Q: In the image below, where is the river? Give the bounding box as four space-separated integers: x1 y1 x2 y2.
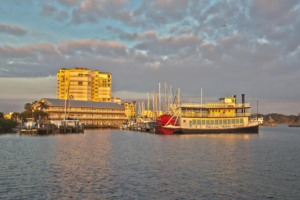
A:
0 125 299 199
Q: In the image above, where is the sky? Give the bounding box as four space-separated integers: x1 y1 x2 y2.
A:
0 0 300 115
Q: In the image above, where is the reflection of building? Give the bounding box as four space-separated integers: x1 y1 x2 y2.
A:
34 98 126 126
111 97 121 105
56 68 112 102
121 102 136 119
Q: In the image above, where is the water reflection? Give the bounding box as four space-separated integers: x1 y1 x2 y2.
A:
0 126 299 199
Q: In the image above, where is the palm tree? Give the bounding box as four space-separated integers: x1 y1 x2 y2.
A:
11 112 20 121
24 103 32 112
37 102 49 111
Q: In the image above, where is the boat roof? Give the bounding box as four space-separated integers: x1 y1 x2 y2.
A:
41 98 125 109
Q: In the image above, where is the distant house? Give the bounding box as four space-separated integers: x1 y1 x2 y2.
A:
250 117 264 124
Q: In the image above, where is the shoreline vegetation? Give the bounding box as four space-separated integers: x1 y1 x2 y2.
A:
251 113 300 125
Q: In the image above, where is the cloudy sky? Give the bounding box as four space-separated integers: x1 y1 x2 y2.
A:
0 0 300 115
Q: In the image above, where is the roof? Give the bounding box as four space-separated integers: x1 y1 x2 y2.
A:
42 98 125 109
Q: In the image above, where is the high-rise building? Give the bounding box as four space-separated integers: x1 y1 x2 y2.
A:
56 68 112 102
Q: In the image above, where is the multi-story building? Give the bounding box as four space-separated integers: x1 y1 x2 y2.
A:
56 68 112 102
121 102 136 119
33 98 126 126
111 97 121 105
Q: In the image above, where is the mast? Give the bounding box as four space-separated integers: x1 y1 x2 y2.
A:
178 88 180 107
159 83 161 115
201 87 202 106
147 93 150 118
164 82 167 113
169 84 172 112
142 101 144 118
257 100 258 121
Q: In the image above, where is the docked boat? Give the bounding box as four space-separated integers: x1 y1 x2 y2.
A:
158 94 259 134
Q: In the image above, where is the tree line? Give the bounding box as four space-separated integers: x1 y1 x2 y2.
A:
0 100 49 132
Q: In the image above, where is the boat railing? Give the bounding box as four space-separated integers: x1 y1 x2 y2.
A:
181 112 251 118
171 103 250 109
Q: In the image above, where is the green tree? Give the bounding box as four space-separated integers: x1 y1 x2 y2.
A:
11 112 20 121
24 103 32 112
37 102 49 110
0 112 3 118
33 110 49 118
0 118 18 132
20 111 32 121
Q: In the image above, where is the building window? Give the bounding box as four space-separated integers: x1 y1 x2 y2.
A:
78 82 83 85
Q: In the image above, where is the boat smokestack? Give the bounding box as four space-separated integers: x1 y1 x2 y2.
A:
242 94 245 105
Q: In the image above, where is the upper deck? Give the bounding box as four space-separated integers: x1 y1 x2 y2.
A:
179 102 250 109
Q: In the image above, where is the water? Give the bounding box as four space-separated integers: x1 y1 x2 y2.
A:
0 125 299 199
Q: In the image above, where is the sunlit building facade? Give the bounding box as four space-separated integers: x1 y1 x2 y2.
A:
34 98 126 126
56 68 112 102
121 102 136 119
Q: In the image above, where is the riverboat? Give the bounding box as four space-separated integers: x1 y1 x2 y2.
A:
161 94 259 134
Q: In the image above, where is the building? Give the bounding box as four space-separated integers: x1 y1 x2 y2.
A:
121 102 136 119
3 112 13 120
33 98 126 126
56 68 112 102
111 97 121 105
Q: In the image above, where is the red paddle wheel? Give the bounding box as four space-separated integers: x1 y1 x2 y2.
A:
155 114 179 134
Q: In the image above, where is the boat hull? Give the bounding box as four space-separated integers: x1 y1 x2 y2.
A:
170 125 259 134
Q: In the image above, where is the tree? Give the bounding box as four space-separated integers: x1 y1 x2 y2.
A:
31 100 38 107
0 112 3 118
24 103 32 112
33 110 49 118
20 111 31 121
11 112 20 121
0 118 18 132
37 102 49 111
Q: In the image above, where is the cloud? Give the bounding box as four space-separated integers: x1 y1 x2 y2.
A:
0 23 28 36
39 4 57 17
57 0 80 6
119 30 158 41
134 34 203 57
54 10 70 22
57 39 128 57
39 4 69 22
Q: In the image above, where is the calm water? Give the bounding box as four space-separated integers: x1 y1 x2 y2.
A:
0 125 299 199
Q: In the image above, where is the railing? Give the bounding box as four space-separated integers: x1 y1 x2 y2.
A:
47 109 125 113
49 116 127 120
171 103 251 109
181 112 251 118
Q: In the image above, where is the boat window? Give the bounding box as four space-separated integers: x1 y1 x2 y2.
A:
206 120 209 125
228 119 231 124
211 120 214 125
197 120 200 125
183 120 186 123
232 119 235 124
240 118 244 123
215 120 218 125
219 120 222 125
193 119 196 125
202 120 205 125
223 119 227 124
